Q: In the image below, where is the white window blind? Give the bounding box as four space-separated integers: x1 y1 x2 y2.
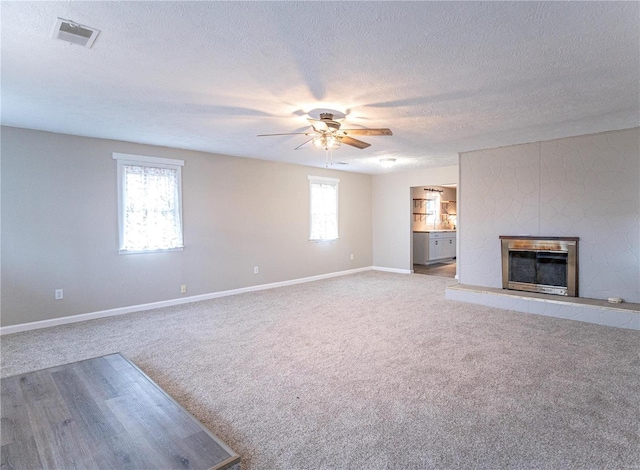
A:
309 176 339 241
114 153 184 253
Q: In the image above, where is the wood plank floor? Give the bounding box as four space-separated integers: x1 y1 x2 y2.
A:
413 260 456 278
1 353 240 470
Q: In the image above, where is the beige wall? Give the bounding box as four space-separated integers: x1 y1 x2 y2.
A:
459 127 640 302
372 165 459 271
1 127 373 327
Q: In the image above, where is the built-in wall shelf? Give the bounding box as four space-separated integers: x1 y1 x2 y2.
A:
413 199 433 221
441 200 457 214
413 212 432 221
414 197 457 226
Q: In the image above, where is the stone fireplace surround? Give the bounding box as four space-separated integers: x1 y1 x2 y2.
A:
450 127 639 329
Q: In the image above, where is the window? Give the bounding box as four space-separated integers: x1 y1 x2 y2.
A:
425 193 440 227
113 153 184 253
308 176 339 241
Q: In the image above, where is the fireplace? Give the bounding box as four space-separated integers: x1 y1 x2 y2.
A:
500 236 578 297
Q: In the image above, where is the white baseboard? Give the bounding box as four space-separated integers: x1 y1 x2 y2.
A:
372 266 413 274
0 267 374 335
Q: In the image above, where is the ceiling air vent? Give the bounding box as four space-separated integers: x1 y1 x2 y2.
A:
52 18 100 48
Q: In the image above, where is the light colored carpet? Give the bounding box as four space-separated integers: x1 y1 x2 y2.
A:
2 272 639 469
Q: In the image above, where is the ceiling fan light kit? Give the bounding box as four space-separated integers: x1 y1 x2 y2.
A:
258 111 393 167
313 134 340 150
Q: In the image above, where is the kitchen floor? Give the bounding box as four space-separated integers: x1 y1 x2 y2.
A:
413 260 456 279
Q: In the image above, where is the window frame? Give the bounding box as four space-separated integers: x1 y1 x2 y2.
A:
424 192 441 227
308 175 340 242
113 152 185 254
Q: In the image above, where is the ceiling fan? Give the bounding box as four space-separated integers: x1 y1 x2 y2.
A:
258 113 393 151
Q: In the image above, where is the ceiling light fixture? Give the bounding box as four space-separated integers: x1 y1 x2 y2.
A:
312 134 341 150
312 133 341 167
380 158 397 168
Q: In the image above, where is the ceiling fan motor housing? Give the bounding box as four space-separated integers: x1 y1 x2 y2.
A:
319 113 341 132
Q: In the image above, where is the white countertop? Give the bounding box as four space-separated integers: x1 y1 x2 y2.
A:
413 230 456 233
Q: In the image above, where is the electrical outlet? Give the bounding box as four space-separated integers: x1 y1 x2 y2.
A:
254 266 259 274
55 289 64 300
350 254 354 260
180 285 187 294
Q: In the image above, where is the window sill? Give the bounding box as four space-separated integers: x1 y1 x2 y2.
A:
119 246 184 255
309 238 339 242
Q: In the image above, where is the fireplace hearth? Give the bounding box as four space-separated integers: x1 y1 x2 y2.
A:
500 236 578 297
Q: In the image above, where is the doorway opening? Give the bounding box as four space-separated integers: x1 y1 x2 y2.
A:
411 184 457 278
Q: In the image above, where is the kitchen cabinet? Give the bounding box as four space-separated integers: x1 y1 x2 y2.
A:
413 231 456 264
429 238 446 260
414 232 428 264
428 232 456 261
446 235 456 258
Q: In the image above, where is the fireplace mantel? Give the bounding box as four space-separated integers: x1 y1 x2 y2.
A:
499 236 579 242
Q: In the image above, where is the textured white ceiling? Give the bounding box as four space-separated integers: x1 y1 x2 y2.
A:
1 1 638 174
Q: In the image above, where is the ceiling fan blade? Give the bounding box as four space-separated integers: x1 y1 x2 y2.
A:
341 128 393 136
294 137 314 150
307 118 329 132
257 132 311 137
340 136 371 149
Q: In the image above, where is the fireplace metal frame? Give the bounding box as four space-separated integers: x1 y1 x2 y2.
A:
500 236 579 297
